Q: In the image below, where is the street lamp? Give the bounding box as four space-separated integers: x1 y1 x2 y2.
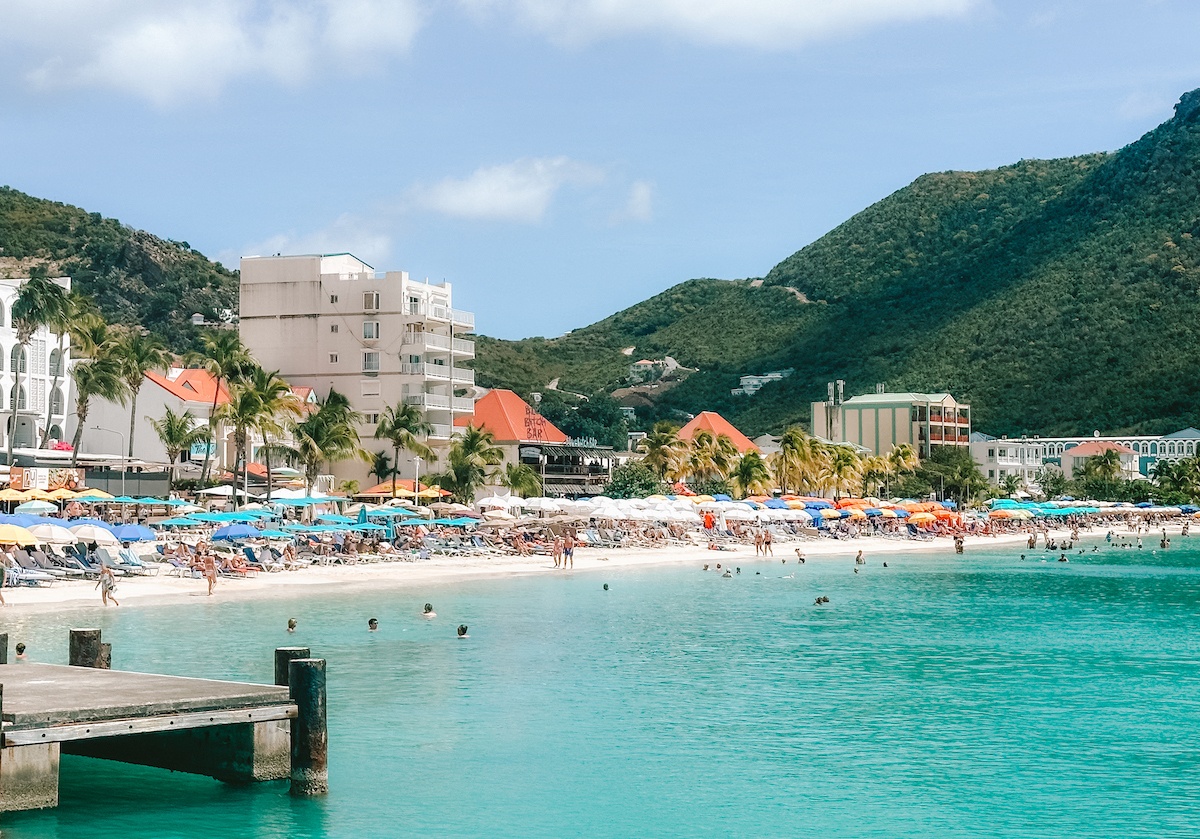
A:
89 426 126 499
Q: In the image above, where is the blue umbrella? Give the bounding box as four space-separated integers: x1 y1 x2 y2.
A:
109 496 138 504
156 517 203 527
65 518 118 533
1136 501 1154 508
113 523 157 542
212 523 263 540
863 508 884 517
712 494 733 502
351 523 386 532
259 529 295 539
764 499 789 509
317 515 355 524
136 497 165 505
356 506 368 525
186 513 230 523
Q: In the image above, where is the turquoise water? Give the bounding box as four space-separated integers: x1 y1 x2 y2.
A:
5 538 1200 837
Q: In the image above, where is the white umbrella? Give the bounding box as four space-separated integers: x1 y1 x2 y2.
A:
523 497 563 512
478 496 517 510
27 523 77 544
198 485 263 499
483 509 516 521
69 524 119 545
15 500 58 514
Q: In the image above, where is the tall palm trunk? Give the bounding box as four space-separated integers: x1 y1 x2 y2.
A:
6 341 25 464
392 444 401 497
263 434 273 502
127 387 139 459
200 384 220 487
39 332 65 448
70 397 89 468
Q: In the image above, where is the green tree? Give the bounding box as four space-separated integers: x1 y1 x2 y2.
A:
373 402 433 498
819 446 862 500
213 381 264 504
493 461 542 497
686 430 739 482
770 426 828 495
8 273 69 461
429 424 503 503
1082 449 1124 482
247 367 303 502
729 450 772 498
190 330 254 488
38 289 78 447
147 407 206 494
281 390 367 494
68 357 127 467
369 451 395 485
604 462 667 499
1034 467 1069 500
638 422 687 481
115 329 171 458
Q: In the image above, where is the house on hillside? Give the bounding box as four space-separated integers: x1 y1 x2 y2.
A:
731 369 794 397
457 389 614 498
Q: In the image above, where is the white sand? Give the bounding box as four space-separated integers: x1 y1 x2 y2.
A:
0 527 1117 612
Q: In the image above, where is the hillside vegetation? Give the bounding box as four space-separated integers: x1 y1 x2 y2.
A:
473 90 1200 438
0 187 238 352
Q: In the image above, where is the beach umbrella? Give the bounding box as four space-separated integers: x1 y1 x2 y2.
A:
20 489 55 501
15 500 57 514
69 524 119 545
0 488 25 502
317 514 355 525
107 496 138 504
46 487 78 500
67 518 118 533
259 529 294 539
415 487 444 499
75 488 114 500
136 497 166 505
483 510 516 521
908 512 937 525
212 523 263 540
0 524 38 546
819 508 843 519
846 508 868 520
351 523 386 532
156 518 203 527
27 523 79 544
113 523 157 542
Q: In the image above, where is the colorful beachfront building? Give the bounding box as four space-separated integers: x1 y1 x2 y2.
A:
678 412 759 453
457 389 615 498
810 389 971 459
238 253 476 484
971 427 1200 484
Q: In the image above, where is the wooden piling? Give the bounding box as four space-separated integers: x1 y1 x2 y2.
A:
68 629 108 669
274 647 311 687
0 632 8 665
288 658 327 796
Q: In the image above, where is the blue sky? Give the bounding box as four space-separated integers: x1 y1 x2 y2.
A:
1 1 1197 339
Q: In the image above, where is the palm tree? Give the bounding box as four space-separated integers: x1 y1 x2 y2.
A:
148 407 206 494
859 455 890 497
819 446 862 500
69 357 127 467
369 451 394 485
687 430 739 482
639 422 687 481
281 390 367 494
770 426 827 494
1084 449 1123 482
998 473 1023 497
38 290 77 447
213 381 264 505
115 329 171 458
885 442 919 496
8 274 69 462
429 424 503 502
191 331 254 487
494 461 542 497
246 367 303 502
374 401 433 498
729 450 772 499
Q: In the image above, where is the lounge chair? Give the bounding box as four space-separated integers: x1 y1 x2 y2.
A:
15 549 65 579
32 548 85 578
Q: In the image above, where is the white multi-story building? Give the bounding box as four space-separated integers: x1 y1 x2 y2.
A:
0 277 72 453
238 253 475 482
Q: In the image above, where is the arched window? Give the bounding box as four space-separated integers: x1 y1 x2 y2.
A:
48 424 62 442
0 302 6 327
1151 443 1159 455
1169 443 1177 455
9 385 26 410
1188 442 1196 456
9 346 26 374
49 387 64 416
49 349 63 378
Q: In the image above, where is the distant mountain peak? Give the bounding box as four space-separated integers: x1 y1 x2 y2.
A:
1174 88 1200 122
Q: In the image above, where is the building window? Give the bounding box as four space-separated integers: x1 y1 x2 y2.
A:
988 470 994 479
9 385 26 410
9 346 26 374
407 296 421 315
330 323 339 333
363 321 380 340
987 448 994 459
363 292 380 311
329 353 339 364
361 380 381 397
362 351 380 376
50 387 64 416
330 294 339 304
49 348 64 377
365 412 381 425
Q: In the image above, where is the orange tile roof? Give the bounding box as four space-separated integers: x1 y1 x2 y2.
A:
1065 440 1137 458
678 411 759 453
145 369 230 406
453 389 567 443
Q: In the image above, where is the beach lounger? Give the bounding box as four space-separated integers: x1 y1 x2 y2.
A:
32 548 84 578
15 549 65 579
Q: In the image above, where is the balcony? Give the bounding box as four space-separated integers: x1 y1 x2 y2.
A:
401 333 474 357
452 396 474 412
429 305 475 329
399 363 475 385
404 394 450 410
428 423 453 440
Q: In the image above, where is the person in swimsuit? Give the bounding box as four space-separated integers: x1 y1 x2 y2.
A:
97 563 119 606
203 552 218 596
422 603 437 619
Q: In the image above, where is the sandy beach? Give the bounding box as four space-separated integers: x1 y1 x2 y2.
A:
0 527 1127 612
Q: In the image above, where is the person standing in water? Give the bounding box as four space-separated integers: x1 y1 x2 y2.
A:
203 552 218 596
97 563 119 606
422 603 437 619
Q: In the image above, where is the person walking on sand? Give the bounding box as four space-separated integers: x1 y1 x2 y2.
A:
753 529 763 556
763 529 774 556
203 553 218 596
97 563 119 606
553 535 563 568
564 532 575 569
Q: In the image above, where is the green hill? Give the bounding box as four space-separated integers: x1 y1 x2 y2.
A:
0 187 238 352
472 89 1200 438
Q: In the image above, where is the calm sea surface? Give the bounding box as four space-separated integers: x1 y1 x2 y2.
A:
4 537 1200 838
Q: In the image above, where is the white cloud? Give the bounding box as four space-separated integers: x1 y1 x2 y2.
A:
614 180 654 223
460 0 977 48
411 157 606 223
0 0 423 105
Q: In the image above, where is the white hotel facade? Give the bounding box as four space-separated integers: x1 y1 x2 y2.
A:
0 277 72 452
239 254 475 483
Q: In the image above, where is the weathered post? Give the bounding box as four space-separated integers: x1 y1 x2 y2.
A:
68 629 108 668
288 658 327 796
1 683 5 747
274 647 311 687
0 632 8 665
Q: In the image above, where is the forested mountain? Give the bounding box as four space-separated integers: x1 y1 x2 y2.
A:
472 89 1200 438
0 187 238 352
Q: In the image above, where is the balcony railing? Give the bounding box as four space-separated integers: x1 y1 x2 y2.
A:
452 396 474 412
451 309 474 329
400 332 475 357
399 363 475 385
428 423 453 439
404 394 450 410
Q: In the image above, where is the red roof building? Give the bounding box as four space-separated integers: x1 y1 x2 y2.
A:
678 411 758 453
145 368 230 406
1064 441 1137 458
454 389 567 444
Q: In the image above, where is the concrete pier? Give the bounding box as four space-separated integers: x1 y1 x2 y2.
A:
0 633 329 813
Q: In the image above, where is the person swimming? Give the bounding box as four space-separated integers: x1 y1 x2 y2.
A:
721 569 732 578
15 642 26 660
422 603 437 619
287 619 297 633
457 625 469 638
368 618 379 632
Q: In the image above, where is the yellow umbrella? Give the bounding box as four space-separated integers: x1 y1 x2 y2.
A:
0 488 25 501
909 512 937 524
47 487 78 500
391 486 419 498
846 508 868 520
691 495 715 503
0 524 38 546
76 488 114 500
819 508 843 519
415 487 444 499
21 489 55 501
